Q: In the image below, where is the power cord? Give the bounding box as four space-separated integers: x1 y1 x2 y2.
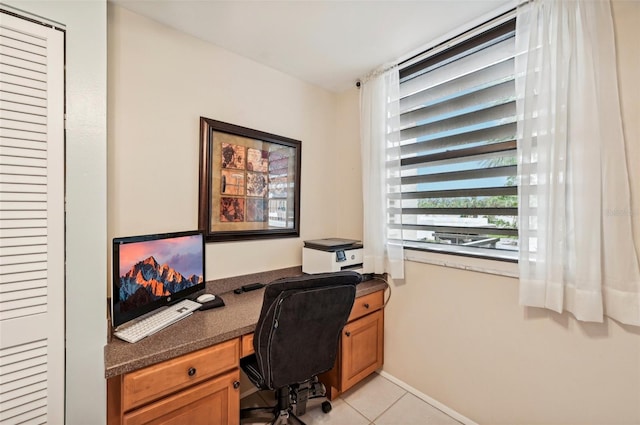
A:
371 275 392 309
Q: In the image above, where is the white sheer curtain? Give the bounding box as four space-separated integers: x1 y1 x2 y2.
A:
516 0 640 325
360 66 404 279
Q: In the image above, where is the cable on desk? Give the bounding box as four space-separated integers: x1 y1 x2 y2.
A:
372 275 392 309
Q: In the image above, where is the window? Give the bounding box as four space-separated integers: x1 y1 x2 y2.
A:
390 13 518 261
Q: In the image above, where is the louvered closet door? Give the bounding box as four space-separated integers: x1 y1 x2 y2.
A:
0 11 64 425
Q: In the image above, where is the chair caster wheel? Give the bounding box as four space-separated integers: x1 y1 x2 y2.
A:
321 401 332 413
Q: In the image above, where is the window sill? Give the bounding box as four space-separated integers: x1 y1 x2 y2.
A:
403 245 519 278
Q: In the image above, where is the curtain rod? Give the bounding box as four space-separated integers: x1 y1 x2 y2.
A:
355 0 521 88
399 4 517 71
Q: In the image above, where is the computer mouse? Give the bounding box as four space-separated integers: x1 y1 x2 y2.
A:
196 293 216 303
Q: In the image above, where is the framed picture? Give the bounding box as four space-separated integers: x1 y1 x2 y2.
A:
199 117 301 242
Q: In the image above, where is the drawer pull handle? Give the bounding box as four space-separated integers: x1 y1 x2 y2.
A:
364 303 370 309
233 381 240 389
188 367 197 377
345 331 351 337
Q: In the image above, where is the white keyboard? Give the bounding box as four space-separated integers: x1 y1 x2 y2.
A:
114 299 202 343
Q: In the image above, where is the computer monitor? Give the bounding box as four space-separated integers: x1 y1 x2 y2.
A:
111 230 205 328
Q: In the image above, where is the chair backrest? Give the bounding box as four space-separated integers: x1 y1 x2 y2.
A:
253 271 361 389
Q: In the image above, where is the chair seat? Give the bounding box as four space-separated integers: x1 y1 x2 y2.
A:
241 354 266 389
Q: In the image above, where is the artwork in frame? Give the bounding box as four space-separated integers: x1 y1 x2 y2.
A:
199 117 301 242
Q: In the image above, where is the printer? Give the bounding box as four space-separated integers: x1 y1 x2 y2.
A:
302 238 364 274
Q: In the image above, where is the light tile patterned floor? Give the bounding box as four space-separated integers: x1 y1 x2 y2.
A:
240 373 462 425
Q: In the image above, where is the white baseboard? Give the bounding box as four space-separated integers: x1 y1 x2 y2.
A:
377 370 479 425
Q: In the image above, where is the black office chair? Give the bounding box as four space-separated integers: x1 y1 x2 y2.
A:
240 271 361 425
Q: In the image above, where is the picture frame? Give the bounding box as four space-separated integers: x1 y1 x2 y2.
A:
199 117 301 242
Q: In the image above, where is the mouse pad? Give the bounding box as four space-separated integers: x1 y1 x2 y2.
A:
198 296 225 311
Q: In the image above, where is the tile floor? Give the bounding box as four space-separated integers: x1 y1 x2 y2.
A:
240 372 462 425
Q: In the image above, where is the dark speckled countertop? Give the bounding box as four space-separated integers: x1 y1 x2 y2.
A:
104 269 387 379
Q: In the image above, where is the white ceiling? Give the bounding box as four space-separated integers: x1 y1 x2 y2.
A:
110 0 511 93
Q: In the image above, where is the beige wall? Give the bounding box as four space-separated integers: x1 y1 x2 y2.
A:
385 263 640 424
108 4 342 280
383 2 640 424
334 87 363 241
616 0 640 247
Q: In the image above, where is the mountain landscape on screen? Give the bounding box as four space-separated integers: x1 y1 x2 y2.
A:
118 256 203 312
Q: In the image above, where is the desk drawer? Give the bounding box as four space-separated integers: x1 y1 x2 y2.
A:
348 290 384 322
122 338 239 411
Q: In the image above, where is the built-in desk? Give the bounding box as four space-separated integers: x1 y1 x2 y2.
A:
105 274 387 425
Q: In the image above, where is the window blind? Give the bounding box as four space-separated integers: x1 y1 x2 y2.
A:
392 16 518 259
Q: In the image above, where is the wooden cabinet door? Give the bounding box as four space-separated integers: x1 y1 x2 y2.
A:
122 370 240 425
341 310 383 392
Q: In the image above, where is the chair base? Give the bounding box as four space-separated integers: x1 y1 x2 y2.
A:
240 406 307 425
240 379 329 425
270 409 306 425
240 405 276 423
